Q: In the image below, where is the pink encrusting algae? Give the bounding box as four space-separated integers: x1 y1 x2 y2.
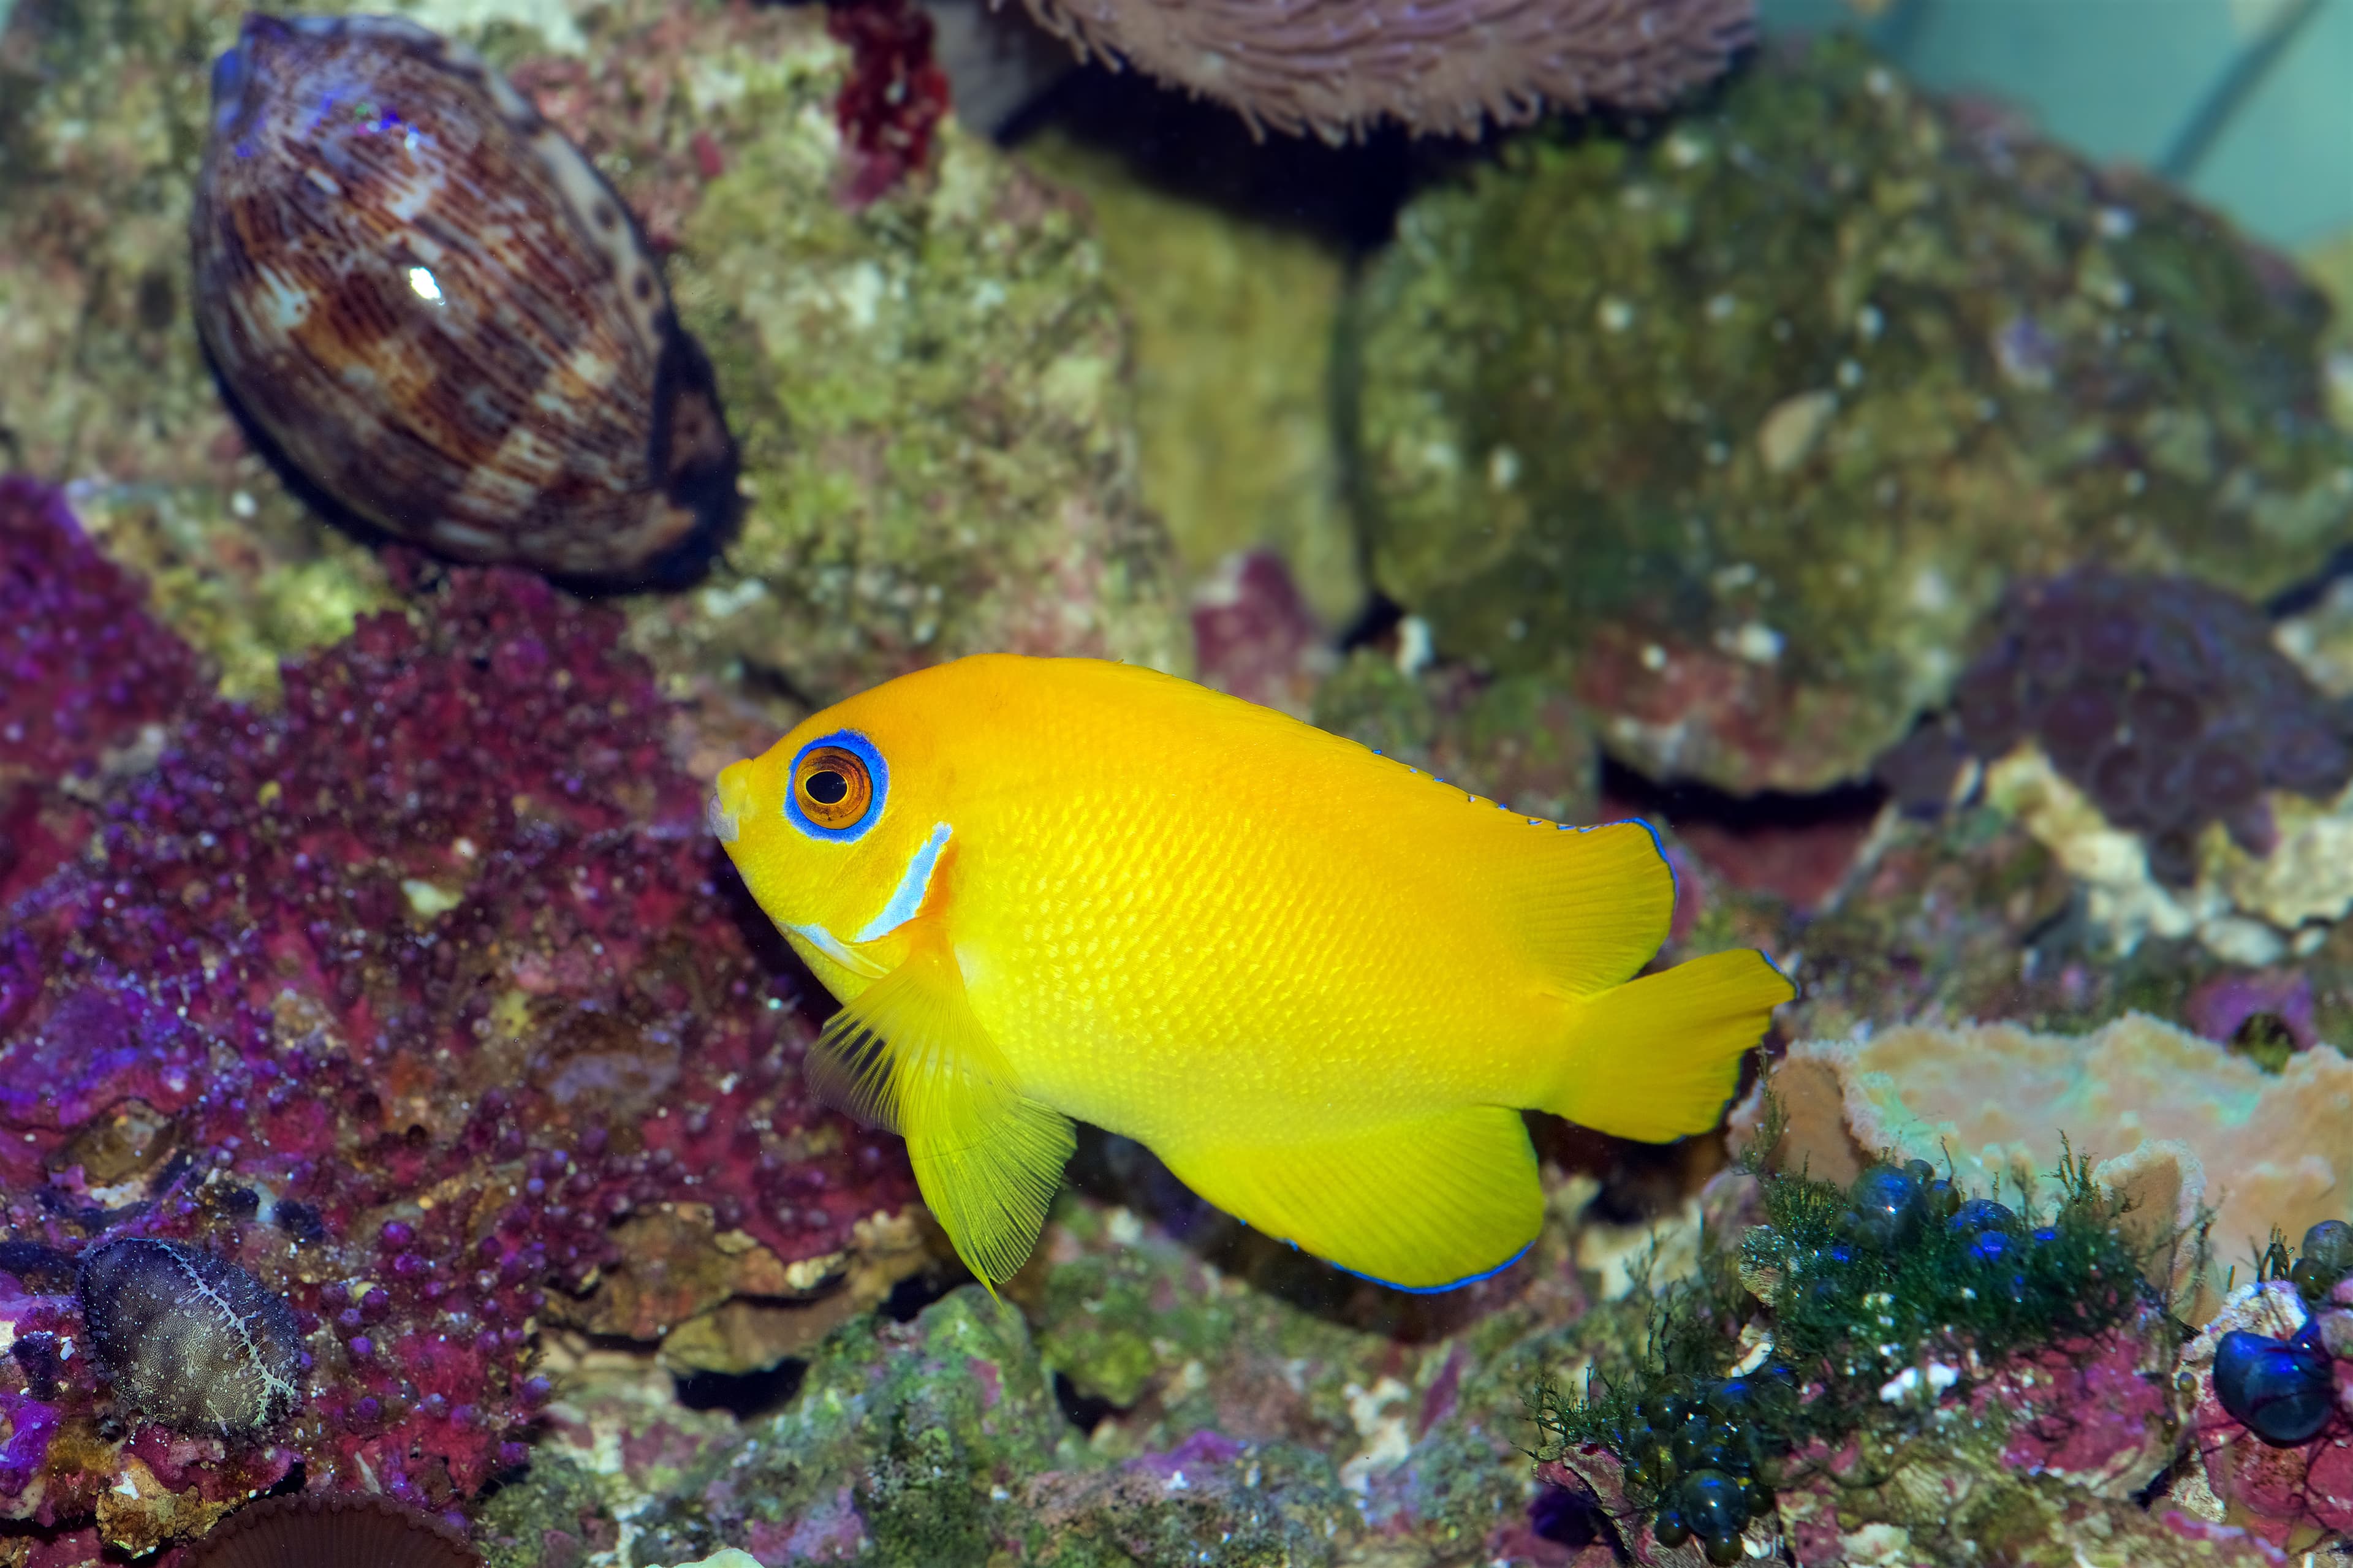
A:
0 480 914 1537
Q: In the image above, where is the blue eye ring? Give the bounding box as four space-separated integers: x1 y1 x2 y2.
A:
784 729 887 841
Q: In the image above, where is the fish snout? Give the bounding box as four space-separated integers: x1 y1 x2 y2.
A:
708 760 754 845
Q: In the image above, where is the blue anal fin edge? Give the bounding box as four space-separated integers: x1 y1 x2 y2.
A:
1327 1239 1537 1295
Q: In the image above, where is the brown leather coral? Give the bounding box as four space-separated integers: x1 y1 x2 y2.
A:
192 1494 483 1568
1016 0 1754 140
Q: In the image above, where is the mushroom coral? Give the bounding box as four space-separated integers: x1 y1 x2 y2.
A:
1017 0 1754 140
1738 1014 2353 1312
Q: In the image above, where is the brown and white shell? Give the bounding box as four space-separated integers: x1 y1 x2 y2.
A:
191 13 737 580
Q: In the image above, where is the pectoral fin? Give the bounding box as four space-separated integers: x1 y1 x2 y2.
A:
1156 1107 1542 1292
810 931 1073 1289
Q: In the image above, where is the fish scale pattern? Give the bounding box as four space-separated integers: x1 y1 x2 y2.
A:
955 678 1602 1146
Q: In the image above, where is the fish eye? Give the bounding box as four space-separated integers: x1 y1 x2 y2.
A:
795 749 869 825
784 732 885 840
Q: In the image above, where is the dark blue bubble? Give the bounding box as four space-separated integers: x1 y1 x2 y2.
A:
1705 1372 1796 1452
1672 1412 1715 1469
2031 1226 2058 1245
1685 1436 1748 1475
1675 1468 1750 1538
1968 1231 2013 1265
1638 1389 1694 1430
1920 1177 1960 1222
1705 1376 1765 1417
1843 1165 1925 1251
2302 1219 2353 1276
2213 1325 2336 1447
1949 1199 2015 1235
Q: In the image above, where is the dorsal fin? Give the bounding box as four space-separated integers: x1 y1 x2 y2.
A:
1495 818 1678 996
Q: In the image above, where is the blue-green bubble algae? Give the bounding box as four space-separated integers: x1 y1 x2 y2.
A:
1531 1145 2184 1564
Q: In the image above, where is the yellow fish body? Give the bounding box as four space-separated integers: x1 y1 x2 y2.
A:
711 655 1792 1291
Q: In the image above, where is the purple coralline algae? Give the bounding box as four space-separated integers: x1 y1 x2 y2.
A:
0 480 915 1550
0 478 206 906
1883 567 2353 885
2183 967 2321 1055
1189 551 1333 718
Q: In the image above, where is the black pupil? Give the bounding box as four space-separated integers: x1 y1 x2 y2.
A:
805 768 850 806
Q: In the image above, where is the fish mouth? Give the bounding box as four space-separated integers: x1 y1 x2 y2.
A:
708 760 756 844
705 790 740 844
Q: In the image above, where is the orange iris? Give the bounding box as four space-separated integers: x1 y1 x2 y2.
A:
794 744 873 830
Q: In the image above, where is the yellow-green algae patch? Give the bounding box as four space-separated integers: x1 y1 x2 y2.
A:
0 0 411 702
623 8 1189 719
0 0 1184 715
1350 36 2353 795
1020 132 1363 627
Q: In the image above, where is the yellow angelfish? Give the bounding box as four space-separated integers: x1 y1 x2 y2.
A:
710 655 1792 1292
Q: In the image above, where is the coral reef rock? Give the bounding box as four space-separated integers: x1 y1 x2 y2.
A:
1741 1014 2353 1308
1311 647 1601 827
1982 739 2353 966
0 483 920 1545
1873 567 2353 964
1351 36 2353 794
0 0 1184 714
566 1 1191 710
1887 569 2353 888
1021 133 1364 627
474 1152 1709 1568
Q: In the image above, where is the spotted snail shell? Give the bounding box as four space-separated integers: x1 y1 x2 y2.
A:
78 1237 305 1441
191 14 737 580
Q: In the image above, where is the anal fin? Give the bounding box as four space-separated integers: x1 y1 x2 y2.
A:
812 930 1074 1289
1157 1107 1541 1292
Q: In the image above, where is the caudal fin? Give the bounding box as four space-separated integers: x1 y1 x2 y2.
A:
1544 949 1794 1142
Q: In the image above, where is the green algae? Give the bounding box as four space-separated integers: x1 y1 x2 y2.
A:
625 13 1189 716
0 0 1186 714
1310 648 1599 825
487 1280 1359 1568
1534 1150 2173 1563
1017 132 1364 627
0 0 400 700
1350 36 2353 795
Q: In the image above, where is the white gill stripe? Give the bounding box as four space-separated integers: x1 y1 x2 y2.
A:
786 921 889 979
852 821 953 943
